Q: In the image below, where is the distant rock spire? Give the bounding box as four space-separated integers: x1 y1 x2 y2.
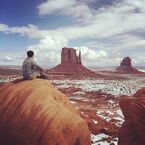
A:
78 51 82 64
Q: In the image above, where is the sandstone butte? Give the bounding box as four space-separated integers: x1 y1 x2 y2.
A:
47 47 97 77
119 87 145 145
0 79 91 145
116 57 141 74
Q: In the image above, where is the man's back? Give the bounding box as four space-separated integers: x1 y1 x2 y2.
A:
22 57 37 80
22 50 46 80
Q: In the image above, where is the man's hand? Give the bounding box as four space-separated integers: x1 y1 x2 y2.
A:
40 69 47 75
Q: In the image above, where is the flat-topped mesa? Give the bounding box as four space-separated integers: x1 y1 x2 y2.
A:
61 47 82 65
116 57 141 74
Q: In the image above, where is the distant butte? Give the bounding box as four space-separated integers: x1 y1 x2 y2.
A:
116 57 141 74
61 47 82 65
47 47 97 77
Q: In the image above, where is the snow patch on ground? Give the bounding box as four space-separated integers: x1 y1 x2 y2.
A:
96 109 124 127
93 119 98 124
117 109 124 118
97 110 113 122
91 134 118 145
51 76 145 96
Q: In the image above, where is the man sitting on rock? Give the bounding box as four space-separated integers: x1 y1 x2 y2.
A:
22 50 48 80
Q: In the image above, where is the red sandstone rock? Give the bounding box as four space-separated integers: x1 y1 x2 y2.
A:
80 109 119 137
0 79 91 145
121 57 131 66
118 87 145 145
47 47 97 77
116 57 141 74
61 47 81 64
0 67 21 76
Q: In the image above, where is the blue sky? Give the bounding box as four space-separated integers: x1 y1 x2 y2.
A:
0 0 145 67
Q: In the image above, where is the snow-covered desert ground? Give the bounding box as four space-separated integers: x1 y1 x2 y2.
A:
50 76 145 97
50 73 145 145
1 73 145 145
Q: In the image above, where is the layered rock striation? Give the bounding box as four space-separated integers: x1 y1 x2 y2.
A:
116 57 140 73
119 88 145 145
48 47 97 77
0 79 91 145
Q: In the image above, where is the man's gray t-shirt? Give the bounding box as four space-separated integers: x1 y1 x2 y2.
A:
22 57 41 80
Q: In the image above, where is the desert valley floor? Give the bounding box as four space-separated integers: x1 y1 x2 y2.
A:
0 71 145 145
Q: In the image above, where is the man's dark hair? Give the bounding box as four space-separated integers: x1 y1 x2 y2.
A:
27 50 34 57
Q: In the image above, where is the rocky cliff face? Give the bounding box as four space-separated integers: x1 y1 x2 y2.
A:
118 88 145 145
0 79 91 145
120 57 131 66
61 47 82 65
48 47 97 78
116 57 140 74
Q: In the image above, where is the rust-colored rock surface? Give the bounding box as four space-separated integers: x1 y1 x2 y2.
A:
61 47 82 64
0 79 91 145
118 88 145 145
121 57 131 66
116 57 141 74
47 47 97 78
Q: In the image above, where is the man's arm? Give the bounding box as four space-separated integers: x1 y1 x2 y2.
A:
33 60 44 72
36 64 44 72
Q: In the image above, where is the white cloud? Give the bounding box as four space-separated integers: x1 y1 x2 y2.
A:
2 0 145 42
38 0 76 15
1 0 145 41
0 24 9 31
133 56 145 65
26 35 68 66
4 56 12 61
36 0 145 39
38 0 94 22
74 46 108 66
0 24 47 39
27 35 68 52
0 52 25 66
1 0 145 66
119 38 145 50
